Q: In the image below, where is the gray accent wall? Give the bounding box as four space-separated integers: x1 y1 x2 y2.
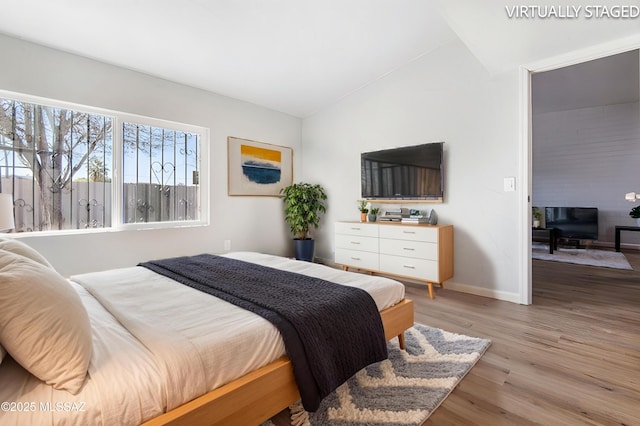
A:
532 101 640 246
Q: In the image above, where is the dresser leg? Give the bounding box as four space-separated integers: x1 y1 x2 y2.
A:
397 333 405 350
427 282 435 299
342 266 348 271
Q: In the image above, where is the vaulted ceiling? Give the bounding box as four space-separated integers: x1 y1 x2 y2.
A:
1 0 638 117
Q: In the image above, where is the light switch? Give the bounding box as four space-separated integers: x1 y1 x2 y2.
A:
504 177 516 192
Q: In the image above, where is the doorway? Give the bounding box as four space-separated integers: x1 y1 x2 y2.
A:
521 45 640 305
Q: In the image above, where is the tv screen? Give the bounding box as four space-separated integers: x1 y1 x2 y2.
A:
545 207 598 240
361 142 444 200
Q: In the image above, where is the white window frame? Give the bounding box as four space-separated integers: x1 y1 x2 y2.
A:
0 89 210 236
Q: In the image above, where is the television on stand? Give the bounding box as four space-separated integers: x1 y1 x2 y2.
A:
545 207 598 248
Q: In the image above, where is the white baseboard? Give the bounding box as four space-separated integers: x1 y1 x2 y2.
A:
440 281 522 304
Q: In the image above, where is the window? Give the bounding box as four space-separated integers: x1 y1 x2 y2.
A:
0 92 207 234
0 98 112 232
122 122 200 224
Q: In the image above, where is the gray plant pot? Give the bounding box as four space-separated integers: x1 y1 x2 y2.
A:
368 214 377 222
294 238 315 262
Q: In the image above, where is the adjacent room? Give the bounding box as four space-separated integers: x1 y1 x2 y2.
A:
532 49 640 270
531 49 640 309
0 1 638 425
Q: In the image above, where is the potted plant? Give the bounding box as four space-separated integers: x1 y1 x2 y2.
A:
357 199 369 222
281 182 327 261
532 207 542 228
630 205 640 226
368 207 380 222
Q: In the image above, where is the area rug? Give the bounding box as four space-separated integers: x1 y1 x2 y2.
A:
532 244 633 270
289 323 491 426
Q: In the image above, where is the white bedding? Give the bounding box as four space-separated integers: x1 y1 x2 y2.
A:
0 252 405 425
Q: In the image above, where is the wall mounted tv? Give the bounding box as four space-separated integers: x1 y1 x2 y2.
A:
545 207 598 240
361 142 444 201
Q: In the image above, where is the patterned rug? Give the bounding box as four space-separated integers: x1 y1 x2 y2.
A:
532 245 633 270
289 323 491 426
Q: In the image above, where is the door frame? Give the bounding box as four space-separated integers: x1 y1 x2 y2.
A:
518 36 640 305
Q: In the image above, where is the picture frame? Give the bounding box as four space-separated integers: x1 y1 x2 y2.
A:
227 136 293 196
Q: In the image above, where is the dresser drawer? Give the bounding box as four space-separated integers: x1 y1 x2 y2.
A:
379 225 438 242
335 222 378 238
335 234 378 253
335 249 379 271
380 254 439 282
379 238 437 260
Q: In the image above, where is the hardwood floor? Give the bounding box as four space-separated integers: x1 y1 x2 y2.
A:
272 251 640 425
419 250 640 426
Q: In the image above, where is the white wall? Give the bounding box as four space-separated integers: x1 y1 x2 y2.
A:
532 101 640 245
0 34 302 276
301 40 522 302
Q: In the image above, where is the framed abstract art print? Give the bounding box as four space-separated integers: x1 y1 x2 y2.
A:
227 136 293 196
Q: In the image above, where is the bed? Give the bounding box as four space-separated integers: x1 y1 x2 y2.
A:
0 244 414 426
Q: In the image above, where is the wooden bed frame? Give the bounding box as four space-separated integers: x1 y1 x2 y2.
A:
142 298 414 426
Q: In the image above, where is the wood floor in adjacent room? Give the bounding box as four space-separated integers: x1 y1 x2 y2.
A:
272 251 640 425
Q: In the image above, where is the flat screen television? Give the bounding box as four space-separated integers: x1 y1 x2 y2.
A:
545 207 598 240
361 142 444 200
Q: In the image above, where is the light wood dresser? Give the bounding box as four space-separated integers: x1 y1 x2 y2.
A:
335 221 454 299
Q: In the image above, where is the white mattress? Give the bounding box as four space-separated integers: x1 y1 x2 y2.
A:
0 252 405 425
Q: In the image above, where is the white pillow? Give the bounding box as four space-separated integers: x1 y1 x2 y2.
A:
0 250 92 394
0 237 53 269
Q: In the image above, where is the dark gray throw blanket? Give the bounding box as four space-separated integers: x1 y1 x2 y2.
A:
138 254 388 412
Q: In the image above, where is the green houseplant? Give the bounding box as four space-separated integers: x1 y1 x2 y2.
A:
630 205 640 226
281 182 327 261
368 207 380 222
532 207 542 228
358 199 369 222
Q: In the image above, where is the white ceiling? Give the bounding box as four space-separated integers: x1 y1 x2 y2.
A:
0 1 638 117
433 0 640 74
0 0 456 117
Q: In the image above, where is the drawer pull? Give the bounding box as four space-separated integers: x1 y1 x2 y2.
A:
351 256 361 261
350 227 361 230
403 264 416 269
350 241 361 245
403 247 415 251
403 231 416 234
